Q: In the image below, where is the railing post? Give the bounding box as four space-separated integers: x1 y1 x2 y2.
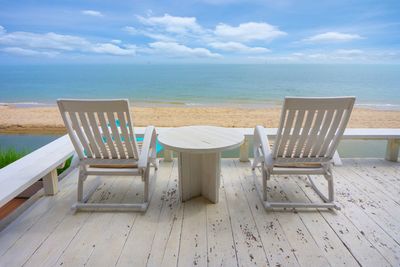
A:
164 149 173 162
239 138 249 162
385 139 399 162
43 169 59 195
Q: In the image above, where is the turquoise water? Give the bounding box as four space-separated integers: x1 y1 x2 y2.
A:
0 64 399 108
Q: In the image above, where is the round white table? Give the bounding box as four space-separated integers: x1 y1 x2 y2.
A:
158 126 244 203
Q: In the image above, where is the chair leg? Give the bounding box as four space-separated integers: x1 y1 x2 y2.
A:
77 169 85 202
262 168 268 201
327 174 334 202
143 165 150 203
325 164 335 202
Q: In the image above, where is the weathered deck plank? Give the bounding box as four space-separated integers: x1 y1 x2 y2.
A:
116 164 173 266
266 174 359 267
234 161 300 267
1 159 400 267
206 165 238 267
295 175 392 267
223 160 268 266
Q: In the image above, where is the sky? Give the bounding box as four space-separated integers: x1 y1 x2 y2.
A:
0 0 399 64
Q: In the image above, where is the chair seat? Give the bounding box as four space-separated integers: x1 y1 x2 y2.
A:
90 163 138 168
273 162 323 168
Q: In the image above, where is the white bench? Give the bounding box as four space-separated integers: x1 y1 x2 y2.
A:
0 135 75 208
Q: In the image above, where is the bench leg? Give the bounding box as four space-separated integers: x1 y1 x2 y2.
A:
386 139 400 162
43 169 58 195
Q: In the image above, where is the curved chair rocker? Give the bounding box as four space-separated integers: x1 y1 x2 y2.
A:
252 97 355 210
58 99 158 212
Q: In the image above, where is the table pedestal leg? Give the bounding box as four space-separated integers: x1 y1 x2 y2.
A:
178 152 221 203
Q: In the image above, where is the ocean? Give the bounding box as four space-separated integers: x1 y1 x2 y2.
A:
0 64 399 109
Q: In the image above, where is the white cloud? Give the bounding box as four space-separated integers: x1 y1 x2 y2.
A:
123 26 175 42
0 27 135 56
250 49 370 63
293 49 366 61
111 39 121 44
148 42 221 58
129 14 286 58
335 49 364 56
303 32 364 43
209 42 270 53
0 31 89 51
137 14 202 34
91 43 135 55
214 22 286 42
81 10 103 17
0 25 5 35
1 47 59 57
284 49 366 62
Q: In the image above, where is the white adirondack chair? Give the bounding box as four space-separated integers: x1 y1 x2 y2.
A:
57 99 158 211
252 97 355 210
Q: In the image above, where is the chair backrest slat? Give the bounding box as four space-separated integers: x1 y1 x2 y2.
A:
292 110 315 157
302 110 325 157
57 99 139 160
124 109 140 158
275 109 296 157
68 112 93 158
285 110 305 157
107 112 126 159
117 111 135 158
272 97 355 162
97 112 118 158
318 109 344 157
78 112 101 158
310 109 335 157
87 112 108 158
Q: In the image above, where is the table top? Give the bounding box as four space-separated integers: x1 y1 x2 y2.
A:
158 126 245 153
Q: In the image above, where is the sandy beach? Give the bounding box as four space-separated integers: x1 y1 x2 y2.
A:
0 105 399 134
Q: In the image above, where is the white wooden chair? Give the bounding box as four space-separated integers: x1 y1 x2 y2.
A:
252 97 355 210
57 99 158 211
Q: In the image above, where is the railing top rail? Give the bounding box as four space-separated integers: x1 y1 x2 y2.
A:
0 135 74 207
134 127 400 139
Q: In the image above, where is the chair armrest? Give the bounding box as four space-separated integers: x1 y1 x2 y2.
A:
138 126 157 170
253 125 274 169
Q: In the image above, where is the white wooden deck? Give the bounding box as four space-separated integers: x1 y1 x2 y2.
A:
0 158 400 267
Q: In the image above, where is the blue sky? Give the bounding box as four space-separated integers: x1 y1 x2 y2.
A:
0 0 399 63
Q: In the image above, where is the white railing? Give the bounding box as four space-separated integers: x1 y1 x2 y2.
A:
138 127 400 163
0 127 399 210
